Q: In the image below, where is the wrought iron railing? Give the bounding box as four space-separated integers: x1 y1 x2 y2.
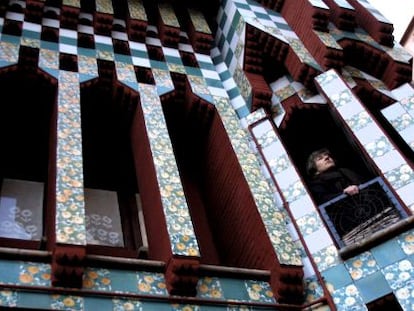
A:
318 177 408 248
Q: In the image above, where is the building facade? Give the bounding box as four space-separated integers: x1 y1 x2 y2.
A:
0 0 414 310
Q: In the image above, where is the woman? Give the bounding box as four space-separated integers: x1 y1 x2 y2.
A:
306 148 363 204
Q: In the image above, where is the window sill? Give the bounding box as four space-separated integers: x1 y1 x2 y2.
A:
339 215 414 259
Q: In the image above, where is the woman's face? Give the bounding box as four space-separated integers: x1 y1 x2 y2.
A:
314 152 336 174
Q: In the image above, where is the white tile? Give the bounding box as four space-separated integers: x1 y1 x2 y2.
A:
230 95 246 110
94 34 112 44
59 43 77 55
302 256 316 278
289 195 317 220
78 25 94 34
304 228 334 254
222 78 237 90
23 21 41 32
337 101 365 120
286 222 299 241
397 182 414 207
6 12 24 21
42 18 59 28
132 57 150 68
375 149 405 173
60 29 77 39
251 119 273 137
112 31 128 41
162 46 180 57
201 69 220 80
356 123 384 145
275 167 300 189
382 102 405 119
261 141 283 160
208 86 227 97
392 83 414 101
129 41 147 51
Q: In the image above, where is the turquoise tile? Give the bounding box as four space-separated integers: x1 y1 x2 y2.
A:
371 238 406 268
220 278 250 301
78 47 96 57
115 53 132 63
84 296 113 311
0 260 20 284
185 66 202 76
110 269 139 293
227 87 240 99
18 292 52 309
205 78 223 88
141 301 175 310
2 34 20 44
235 105 250 119
219 70 231 81
60 36 77 45
354 271 391 303
224 49 234 66
22 29 40 39
40 40 59 50
165 55 182 65
321 264 352 290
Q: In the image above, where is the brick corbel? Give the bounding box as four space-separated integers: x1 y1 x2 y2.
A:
51 244 86 288
165 256 200 297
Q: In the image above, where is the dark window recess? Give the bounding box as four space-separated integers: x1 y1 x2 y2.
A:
80 83 147 258
367 293 403 311
319 177 407 248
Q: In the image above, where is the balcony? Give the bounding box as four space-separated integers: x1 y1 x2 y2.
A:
318 177 413 258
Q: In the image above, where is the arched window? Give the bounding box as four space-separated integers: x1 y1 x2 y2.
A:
0 66 56 249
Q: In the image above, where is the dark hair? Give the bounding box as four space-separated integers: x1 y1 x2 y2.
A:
306 148 332 177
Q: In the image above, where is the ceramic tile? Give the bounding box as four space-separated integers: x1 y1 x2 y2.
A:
331 284 366 311
0 260 20 284
382 259 414 291
313 245 340 272
289 194 316 220
18 292 53 310
344 252 379 280
371 238 406 268
354 271 392 303
322 264 353 290
84 297 112 311
304 227 334 254
395 280 414 311
398 230 414 255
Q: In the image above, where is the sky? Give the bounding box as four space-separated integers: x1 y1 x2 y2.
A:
369 0 414 41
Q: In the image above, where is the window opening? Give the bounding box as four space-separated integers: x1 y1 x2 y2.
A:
80 82 147 257
367 293 403 311
0 179 44 241
161 75 273 269
0 68 55 248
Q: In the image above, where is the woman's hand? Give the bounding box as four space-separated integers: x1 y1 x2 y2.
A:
343 185 359 196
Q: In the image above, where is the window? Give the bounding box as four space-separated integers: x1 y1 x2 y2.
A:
0 179 44 241
84 188 124 247
80 81 147 258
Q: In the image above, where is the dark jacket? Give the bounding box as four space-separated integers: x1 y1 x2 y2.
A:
309 168 363 204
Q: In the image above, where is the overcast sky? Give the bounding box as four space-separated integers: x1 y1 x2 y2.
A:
369 0 414 41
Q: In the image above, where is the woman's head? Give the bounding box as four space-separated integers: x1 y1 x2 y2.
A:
306 148 336 177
